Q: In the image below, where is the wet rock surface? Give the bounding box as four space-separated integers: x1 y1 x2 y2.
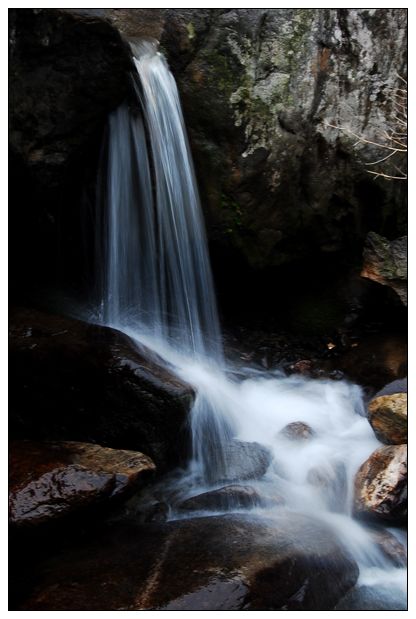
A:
9 440 156 527
215 440 273 483
335 584 407 611
279 421 315 441
14 512 359 610
354 444 407 523
224 325 407 395
177 485 263 512
367 527 407 567
9 308 194 469
374 377 407 398
367 393 407 445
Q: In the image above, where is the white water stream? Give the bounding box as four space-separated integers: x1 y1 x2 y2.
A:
95 40 406 609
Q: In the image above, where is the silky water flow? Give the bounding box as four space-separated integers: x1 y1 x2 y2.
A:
94 40 406 609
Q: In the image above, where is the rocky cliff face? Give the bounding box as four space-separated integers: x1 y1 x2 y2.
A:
9 8 407 300
155 8 407 268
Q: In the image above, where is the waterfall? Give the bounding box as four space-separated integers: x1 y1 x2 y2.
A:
99 40 222 364
95 40 406 607
97 40 233 481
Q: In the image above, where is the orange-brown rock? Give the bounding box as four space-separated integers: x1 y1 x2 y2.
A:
368 393 407 445
9 440 156 527
354 444 407 523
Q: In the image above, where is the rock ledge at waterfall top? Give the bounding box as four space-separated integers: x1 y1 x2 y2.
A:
9 308 194 469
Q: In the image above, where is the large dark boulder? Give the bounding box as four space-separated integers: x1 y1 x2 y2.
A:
9 8 133 297
9 9 131 192
14 512 359 610
9 440 156 528
9 308 194 469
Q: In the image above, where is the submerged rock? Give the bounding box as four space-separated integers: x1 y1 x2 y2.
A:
16 512 359 610
307 461 348 513
335 584 407 611
216 440 272 483
367 527 407 567
279 421 315 441
9 440 156 527
368 393 407 445
177 485 263 512
9 308 194 469
354 444 407 523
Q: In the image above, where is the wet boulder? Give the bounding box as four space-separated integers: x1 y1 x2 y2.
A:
15 512 359 610
335 584 407 611
216 440 272 483
368 393 407 445
374 377 407 398
177 485 263 512
279 421 315 441
366 527 407 567
354 444 407 523
9 308 194 469
9 440 156 527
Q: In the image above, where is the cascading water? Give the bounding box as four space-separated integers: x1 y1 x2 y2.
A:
96 40 406 609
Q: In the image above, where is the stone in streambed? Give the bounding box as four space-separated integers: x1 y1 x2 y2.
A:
367 393 407 445
177 485 265 512
366 527 407 567
374 377 407 398
9 440 156 527
279 421 315 441
216 440 272 483
16 512 359 610
354 444 407 523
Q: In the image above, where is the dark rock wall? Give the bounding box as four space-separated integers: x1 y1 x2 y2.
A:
9 9 132 298
154 9 407 268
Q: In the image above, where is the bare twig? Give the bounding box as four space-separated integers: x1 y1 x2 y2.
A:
324 76 407 181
